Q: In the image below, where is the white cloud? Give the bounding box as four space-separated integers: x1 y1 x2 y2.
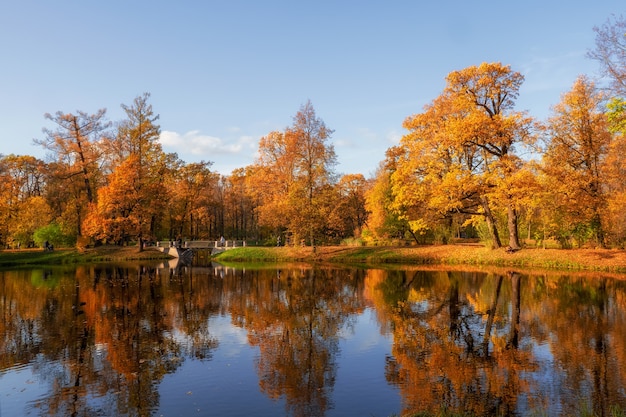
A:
159 130 260 174
160 130 251 155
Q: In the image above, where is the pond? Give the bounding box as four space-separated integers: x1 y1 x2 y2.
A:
1 261 626 417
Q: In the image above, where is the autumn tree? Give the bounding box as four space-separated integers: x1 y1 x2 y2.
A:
251 101 337 246
602 99 626 244
393 63 536 249
541 76 612 247
34 109 109 239
446 62 536 249
223 168 257 240
165 160 219 240
247 130 294 237
586 15 626 245
83 93 173 249
0 155 49 246
83 154 145 244
607 98 626 135
393 95 487 245
287 101 337 247
329 173 368 240
363 149 410 244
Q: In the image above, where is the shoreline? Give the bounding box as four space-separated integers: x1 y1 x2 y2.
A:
214 245 626 275
2 244 626 275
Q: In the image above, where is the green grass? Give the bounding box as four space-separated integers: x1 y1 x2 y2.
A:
214 247 302 262
0 249 78 267
0 247 170 267
215 246 435 264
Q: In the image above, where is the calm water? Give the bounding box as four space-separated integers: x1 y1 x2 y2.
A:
1 261 626 417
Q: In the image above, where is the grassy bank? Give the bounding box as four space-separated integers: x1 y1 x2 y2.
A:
214 245 626 274
3 244 626 274
0 246 170 267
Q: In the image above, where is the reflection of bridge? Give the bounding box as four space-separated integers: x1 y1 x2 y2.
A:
155 240 246 259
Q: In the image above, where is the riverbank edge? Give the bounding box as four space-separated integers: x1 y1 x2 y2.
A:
0 246 171 268
213 245 626 274
2 245 626 275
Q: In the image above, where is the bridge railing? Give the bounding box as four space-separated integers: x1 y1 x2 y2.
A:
156 240 246 249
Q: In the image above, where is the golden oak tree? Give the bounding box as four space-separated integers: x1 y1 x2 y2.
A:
445 62 536 249
541 76 612 247
393 63 536 249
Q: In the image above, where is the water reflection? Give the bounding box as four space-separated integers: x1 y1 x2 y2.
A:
1 264 626 416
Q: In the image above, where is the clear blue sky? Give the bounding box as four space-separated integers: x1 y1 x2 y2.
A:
0 1 622 176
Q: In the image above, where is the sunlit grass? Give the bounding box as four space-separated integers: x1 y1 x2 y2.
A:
4 244 626 274
214 245 626 274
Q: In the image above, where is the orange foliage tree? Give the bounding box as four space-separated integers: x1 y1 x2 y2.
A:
83 155 147 244
541 76 612 247
82 94 175 248
165 160 219 240
393 63 537 249
249 101 337 246
362 148 411 244
0 155 49 247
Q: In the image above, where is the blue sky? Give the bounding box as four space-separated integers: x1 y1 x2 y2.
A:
0 1 622 177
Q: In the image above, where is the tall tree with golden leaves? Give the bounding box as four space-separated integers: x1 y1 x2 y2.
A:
542 76 612 247
251 101 336 246
288 100 337 247
393 63 536 248
445 62 536 249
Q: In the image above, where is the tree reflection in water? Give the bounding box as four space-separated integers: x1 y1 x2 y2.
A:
1 264 626 416
371 269 626 416
230 267 364 417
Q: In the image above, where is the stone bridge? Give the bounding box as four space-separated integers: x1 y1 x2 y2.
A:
155 240 246 259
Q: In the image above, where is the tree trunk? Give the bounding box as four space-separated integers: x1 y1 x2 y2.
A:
481 196 502 248
507 204 521 250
